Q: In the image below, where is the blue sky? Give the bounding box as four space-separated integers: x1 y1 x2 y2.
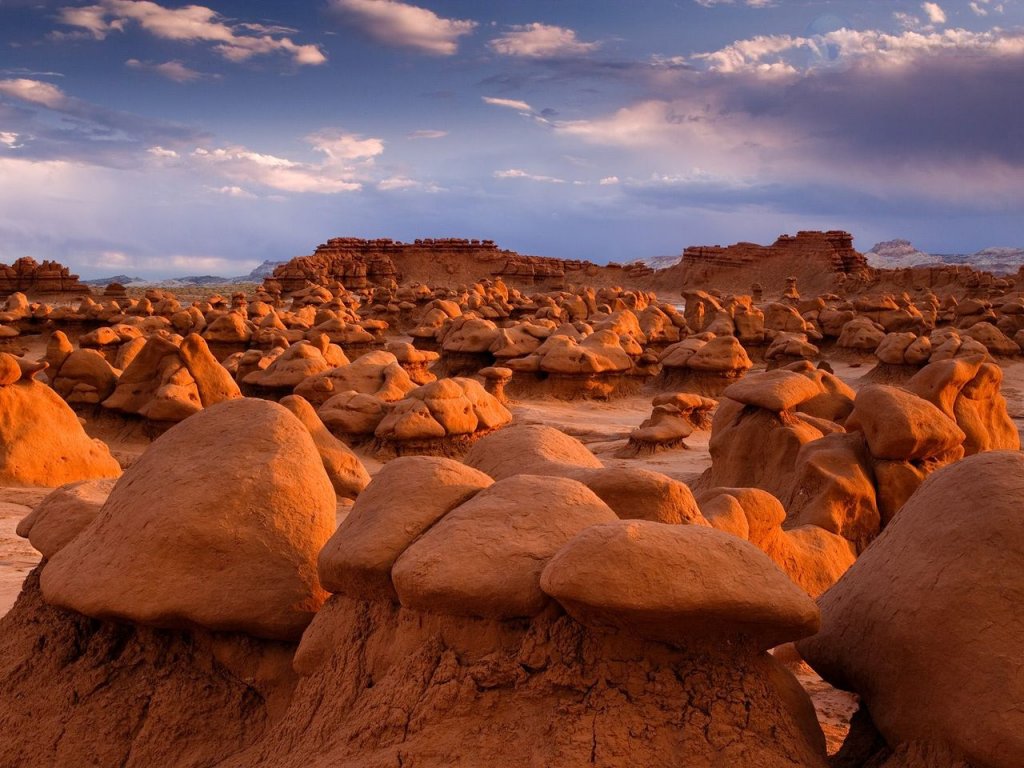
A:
1 0 1022 277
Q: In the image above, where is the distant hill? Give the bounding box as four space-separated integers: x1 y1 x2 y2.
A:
79 260 286 289
81 274 148 287
866 239 1024 275
240 260 285 281
638 254 683 270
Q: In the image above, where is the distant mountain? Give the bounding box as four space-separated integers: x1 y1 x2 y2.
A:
81 274 148 287
866 239 1024 275
864 239 939 269
638 254 682 270
238 259 284 282
160 275 233 287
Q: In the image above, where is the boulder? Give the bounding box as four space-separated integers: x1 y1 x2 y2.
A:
799 453 1024 768
540 520 820 651
40 398 336 641
392 475 617 619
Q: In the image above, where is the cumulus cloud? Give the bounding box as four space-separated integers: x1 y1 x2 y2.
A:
921 2 947 24
550 41 1024 206
330 0 476 55
0 131 22 149
689 26 1024 75
308 130 384 162
57 0 325 66
147 146 178 158
188 130 383 195
494 168 565 183
126 59 209 82
599 176 620 185
0 78 67 108
489 23 600 59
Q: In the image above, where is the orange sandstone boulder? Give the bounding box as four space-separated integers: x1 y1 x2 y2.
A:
392 474 618 619
799 453 1024 768
0 371 121 487
40 398 336 641
318 457 493 601
540 520 820 651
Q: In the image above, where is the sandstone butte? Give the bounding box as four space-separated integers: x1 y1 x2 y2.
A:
0 256 91 298
0 227 1022 768
261 230 1014 298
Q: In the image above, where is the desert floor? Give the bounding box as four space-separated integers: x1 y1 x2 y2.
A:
4 336 1023 755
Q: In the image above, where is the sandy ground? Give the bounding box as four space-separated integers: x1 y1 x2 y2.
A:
5 351 1024 755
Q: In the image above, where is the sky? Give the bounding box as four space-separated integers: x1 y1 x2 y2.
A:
1 0 1023 278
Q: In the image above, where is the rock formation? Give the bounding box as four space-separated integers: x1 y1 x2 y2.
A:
0 257 90 297
799 453 1024 768
0 353 121 486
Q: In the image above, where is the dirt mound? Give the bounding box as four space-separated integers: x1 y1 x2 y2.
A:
0 570 293 768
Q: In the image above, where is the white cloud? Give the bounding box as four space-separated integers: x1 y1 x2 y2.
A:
407 129 447 139
189 129 383 195
126 58 207 82
0 132 22 149
377 175 441 192
969 0 1004 15
922 2 947 24
599 176 620 185
147 145 179 158
57 1 326 66
308 130 384 162
0 78 66 108
694 0 777 7
494 168 565 184
208 185 255 198
330 0 476 55
489 23 599 58
689 27 1024 75
482 96 533 112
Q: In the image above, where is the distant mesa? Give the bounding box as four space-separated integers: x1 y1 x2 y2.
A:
653 230 870 294
0 257 91 298
264 237 654 294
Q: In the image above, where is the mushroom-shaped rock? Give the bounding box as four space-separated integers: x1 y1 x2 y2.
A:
318 457 493 600
464 423 603 480
102 335 240 423
540 520 820 651
569 467 706 525
374 377 512 454
50 349 119 405
40 398 336 641
0 370 121 487
845 385 965 461
15 478 116 558
280 395 370 499
722 369 824 412
294 350 415 407
392 474 618 619
243 340 336 391
798 453 1024 768
317 390 389 438
906 357 1019 455
836 317 885 351
699 486 857 597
